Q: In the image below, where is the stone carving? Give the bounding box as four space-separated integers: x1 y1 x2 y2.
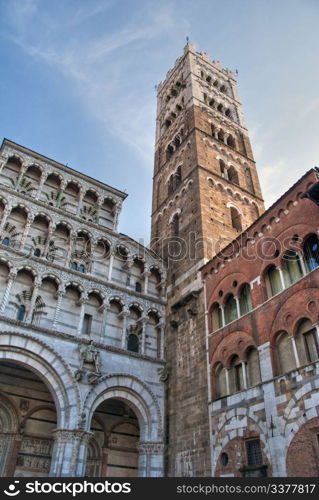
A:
20 437 53 456
76 341 102 384
158 363 170 382
16 437 53 472
78 412 86 430
137 441 165 454
19 399 29 415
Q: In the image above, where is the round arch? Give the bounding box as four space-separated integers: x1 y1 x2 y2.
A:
84 374 163 442
0 332 81 428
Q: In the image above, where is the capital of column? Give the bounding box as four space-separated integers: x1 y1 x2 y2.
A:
137 441 165 455
8 270 17 281
33 276 42 288
26 214 34 226
142 268 151 278
60 179 67 191
53 428 93 444
137 316 148 325
77 296 87 306
123 258 134 270
3 205 12 216
119 307 130 318
56 288 65 298
98 300 110 313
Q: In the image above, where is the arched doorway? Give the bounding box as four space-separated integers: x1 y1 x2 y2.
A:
87 398 139 477
286 417 319 476
0 361 57 477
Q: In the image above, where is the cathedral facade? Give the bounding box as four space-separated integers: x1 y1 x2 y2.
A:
0 139 166 477
0 44 318 477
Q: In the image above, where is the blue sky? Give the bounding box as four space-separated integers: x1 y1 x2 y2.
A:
0 0 318 244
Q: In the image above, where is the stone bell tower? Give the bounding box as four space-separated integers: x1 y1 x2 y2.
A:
151 43 264 476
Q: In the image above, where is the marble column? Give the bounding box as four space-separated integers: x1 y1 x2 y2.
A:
77 297 87 336
26 277 41 322
137 442 165 477
0 271 16 314
120 307 129 349
76 188 84 217
0 206 12 235
19 214 34 250
14 165 28 190
139 316 148 355
290 336 301 367
53 289 65 329
107 251 114 281
99 301 110 342
43 222 54 258
50 429 93 477
143 268 151 294
57 180 67 208
35 171 47 200
158 322 165 359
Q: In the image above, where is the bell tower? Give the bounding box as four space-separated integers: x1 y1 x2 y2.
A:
151 44 264 476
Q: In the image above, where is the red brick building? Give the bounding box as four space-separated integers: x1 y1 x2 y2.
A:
202 168 319 477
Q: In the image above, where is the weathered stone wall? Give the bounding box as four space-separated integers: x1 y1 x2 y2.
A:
151 44 263 476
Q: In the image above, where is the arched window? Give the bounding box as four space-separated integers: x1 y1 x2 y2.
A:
227 135 235 148
246 347 261 387
135 282 142 293
16 304 26 322
174 166 182 190
211 303 223 331
127 334 139 353
166 145 174 160
228 166 239 185
276 331 295 374
2 237 10 246
34 248 41 257
214 363 227 398
296 319 319 364
224 295 238 324
303 234 319 272
71 262 78 271
239 284 252 315
265 265 282 297
230 207 242 231
282 251 303 286
79 264 85 273
230 355 244 392
172 213 179 236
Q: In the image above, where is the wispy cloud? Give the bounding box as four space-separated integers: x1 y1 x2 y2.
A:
1 0 184 167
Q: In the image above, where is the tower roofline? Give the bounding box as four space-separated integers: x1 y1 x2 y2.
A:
157 43 237 94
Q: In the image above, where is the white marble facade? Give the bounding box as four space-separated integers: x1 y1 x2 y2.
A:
0 139 166 477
